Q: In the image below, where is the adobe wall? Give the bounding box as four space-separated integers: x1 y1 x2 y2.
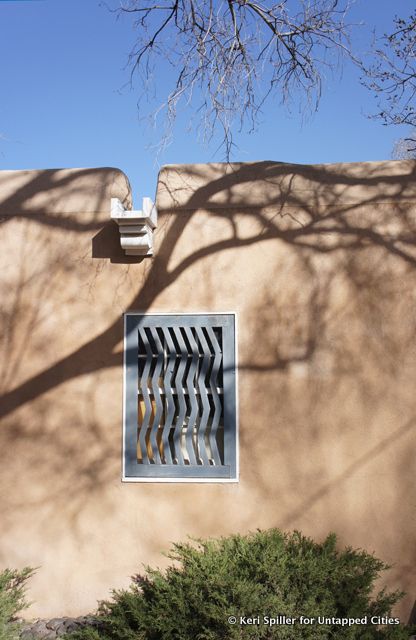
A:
0 161 415 621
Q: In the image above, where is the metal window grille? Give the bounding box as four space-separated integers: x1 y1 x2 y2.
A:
123 314 237 480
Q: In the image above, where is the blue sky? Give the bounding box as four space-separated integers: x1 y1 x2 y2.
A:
0 0 414 203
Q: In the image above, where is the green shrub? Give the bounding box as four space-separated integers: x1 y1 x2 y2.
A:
68 530 414 639
0 568 34 640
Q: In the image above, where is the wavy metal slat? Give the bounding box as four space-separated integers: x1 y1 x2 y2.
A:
149 327 163 464
172 327 187 465
205 326 223 466
195 326 211 465
138 327 153 464
183 327 199 465
160 327 176 464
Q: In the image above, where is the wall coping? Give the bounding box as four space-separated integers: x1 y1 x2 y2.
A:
156 160 416 212
0 167 132 217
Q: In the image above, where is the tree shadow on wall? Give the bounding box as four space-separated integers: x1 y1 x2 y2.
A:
1 161 416 615
2 160 416 419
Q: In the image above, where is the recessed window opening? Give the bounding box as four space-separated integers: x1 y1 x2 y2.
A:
124 314 237 481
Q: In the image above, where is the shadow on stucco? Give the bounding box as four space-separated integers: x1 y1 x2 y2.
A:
0 161 416 618
92 221 148 264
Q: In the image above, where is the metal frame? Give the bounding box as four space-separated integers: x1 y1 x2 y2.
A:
122 312 238 483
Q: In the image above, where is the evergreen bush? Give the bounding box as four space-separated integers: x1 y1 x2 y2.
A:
0 568 34 640
67 530 414 639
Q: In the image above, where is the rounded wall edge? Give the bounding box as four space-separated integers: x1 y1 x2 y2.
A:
0 167 133 217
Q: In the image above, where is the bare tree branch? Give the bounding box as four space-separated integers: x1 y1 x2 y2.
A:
393 129 416 159
117 0 358 158
362 12 416 135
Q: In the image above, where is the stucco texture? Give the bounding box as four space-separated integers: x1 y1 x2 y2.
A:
0 161 415 621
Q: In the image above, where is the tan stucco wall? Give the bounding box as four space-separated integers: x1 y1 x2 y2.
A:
0 161 415 621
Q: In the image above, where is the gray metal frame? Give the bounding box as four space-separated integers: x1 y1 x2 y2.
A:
123 313 237 481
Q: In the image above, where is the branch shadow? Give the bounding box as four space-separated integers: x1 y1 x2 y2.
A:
1 160 416 617
91 221 147 264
